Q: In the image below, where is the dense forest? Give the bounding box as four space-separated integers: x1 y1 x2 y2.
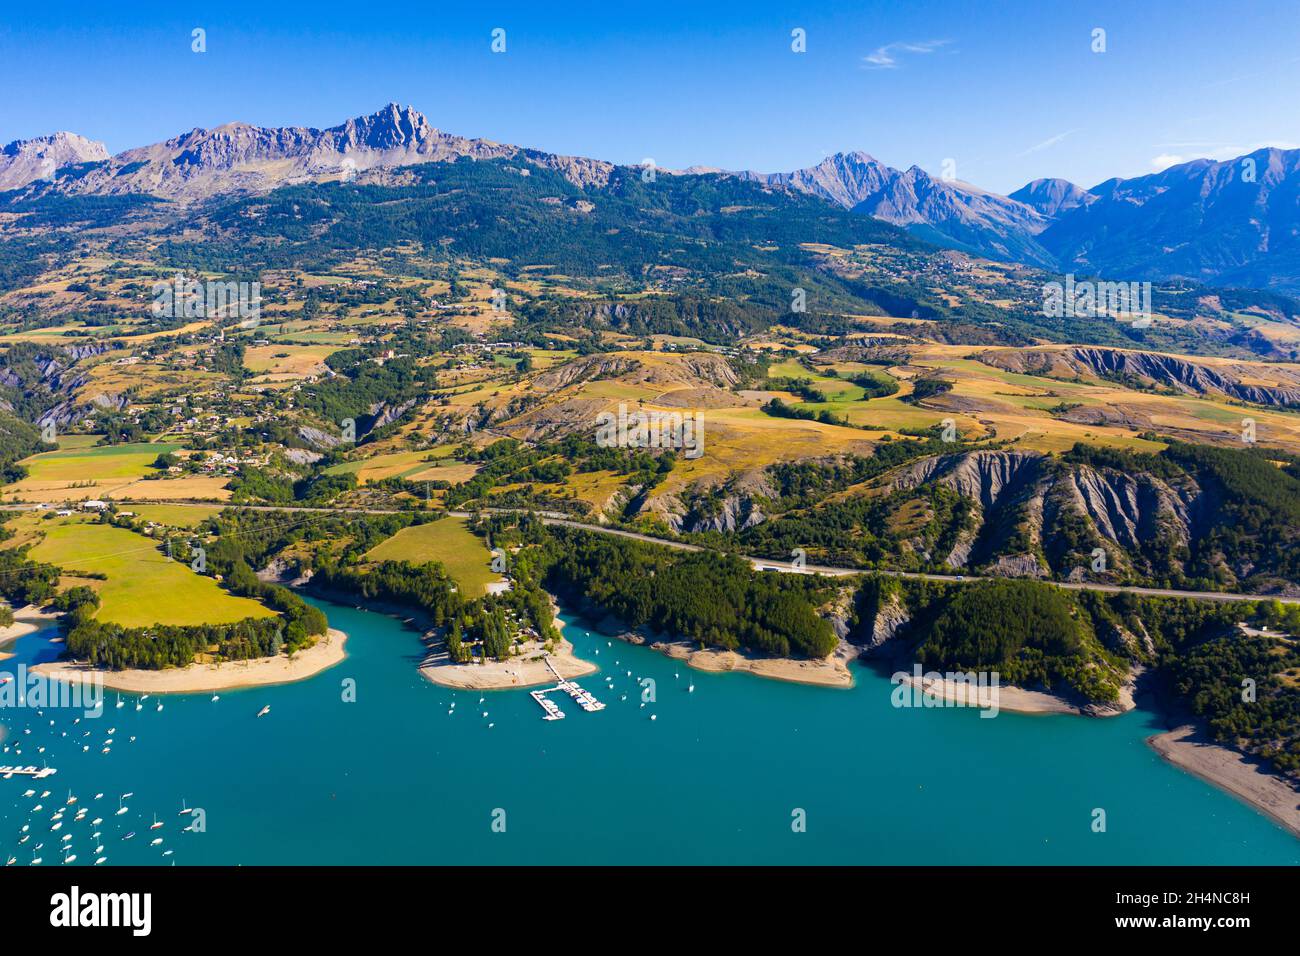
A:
541 526 838 658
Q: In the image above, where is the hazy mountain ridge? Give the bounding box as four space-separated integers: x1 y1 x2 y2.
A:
1036 147 1300 292
4 104 1300 290
762 147 1300 292
2 103 614 200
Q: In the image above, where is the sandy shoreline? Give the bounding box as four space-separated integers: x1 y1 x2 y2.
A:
419 636 598 690
0 607 61 662
418 600 599 690
31 628 348 693
897 673 1079 715
895 672 1136 717
635 634 855 688
1148 724 1300 839
556 600 856 688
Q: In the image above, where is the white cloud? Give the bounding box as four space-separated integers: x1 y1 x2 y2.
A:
862 39 951 70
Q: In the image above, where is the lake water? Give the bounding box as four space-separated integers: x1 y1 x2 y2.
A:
1 599 1296 865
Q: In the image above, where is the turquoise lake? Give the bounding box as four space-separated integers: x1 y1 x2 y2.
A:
1 598 1297 865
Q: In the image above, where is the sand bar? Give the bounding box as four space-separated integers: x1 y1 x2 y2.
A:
1148 724 1300 840
0 607 60 662
32 628 348 693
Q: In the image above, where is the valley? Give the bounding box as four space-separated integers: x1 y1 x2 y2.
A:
1 101 1298 858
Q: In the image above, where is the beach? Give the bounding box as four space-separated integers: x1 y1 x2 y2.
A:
31 628 348 693
568 602 856 688
419 603 598 689
419 636 597 689
896 672 1137 717
1148 724 1300 839
0 606 60 662
639 635 856 688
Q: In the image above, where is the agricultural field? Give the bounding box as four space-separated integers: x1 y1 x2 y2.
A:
243 343 340 378
1 440 231 504
363 517 502 596
22 517 276 628
20 441 177 482
324 447 477 485
127 504 223 528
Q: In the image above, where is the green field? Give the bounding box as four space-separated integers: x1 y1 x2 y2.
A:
28 519 275 628
20 441 181 482
363 518 501 596
128 504 222 528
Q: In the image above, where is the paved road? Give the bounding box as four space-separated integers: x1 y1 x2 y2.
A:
8 499 1297 606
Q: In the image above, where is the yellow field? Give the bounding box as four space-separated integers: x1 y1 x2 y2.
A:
325 448 476 485
363 518 501 596
20 442 178 482
24 519 275 628
243 343 340 377
3 475 231 504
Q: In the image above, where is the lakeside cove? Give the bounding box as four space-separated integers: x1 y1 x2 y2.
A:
10 589 1298 854
0 598 1296 863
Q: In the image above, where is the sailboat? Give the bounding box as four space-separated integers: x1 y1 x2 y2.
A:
211 694 219 703
115 694 124 709
257 705 270 718
115 794 130 816
178 799 191 816
149 814 163 831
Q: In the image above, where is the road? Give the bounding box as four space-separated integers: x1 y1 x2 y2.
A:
6 498 1297 607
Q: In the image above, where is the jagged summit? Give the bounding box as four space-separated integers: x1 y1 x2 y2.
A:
9 103 610 201
0 131 110 190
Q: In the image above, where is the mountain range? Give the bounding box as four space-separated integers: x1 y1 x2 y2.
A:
3 103 1299 293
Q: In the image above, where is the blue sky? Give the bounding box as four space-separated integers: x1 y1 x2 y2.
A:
2 0 1298 193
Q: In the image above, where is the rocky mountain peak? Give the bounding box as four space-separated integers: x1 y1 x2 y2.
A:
0 131 110 190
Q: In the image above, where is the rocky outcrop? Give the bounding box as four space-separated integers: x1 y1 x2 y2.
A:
0 132 109 191
644 469 775 534
297 425 342 449
888 449 1045 511
15 103 615 202
980 346 1300 408
1062 463 1198 553
877 448 1216 581
864 592 910 651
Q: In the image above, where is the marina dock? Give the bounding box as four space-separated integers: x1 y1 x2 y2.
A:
529 689 566 720
0 765 57 780
528 658 606 719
